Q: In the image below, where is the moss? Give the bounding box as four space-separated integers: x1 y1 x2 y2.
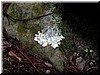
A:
58 21 75 54
8 3 20 19
31 3 50 17
17 22 27 35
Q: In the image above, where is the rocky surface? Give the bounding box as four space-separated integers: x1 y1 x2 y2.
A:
3 3 68 72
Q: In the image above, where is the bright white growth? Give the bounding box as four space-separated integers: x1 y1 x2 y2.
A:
34 13 65 48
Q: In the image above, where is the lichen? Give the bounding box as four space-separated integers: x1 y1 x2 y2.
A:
34 14 65 48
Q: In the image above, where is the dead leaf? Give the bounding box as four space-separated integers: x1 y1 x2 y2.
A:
45 62 52 67
75 57 82 65
45 70 50 74
77 60 86 71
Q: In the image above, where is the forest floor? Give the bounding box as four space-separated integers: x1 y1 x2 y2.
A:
2 26 99 74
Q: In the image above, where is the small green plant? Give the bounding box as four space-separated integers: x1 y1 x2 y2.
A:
84 48 93 53
85 48 88 52
89 50 93 53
